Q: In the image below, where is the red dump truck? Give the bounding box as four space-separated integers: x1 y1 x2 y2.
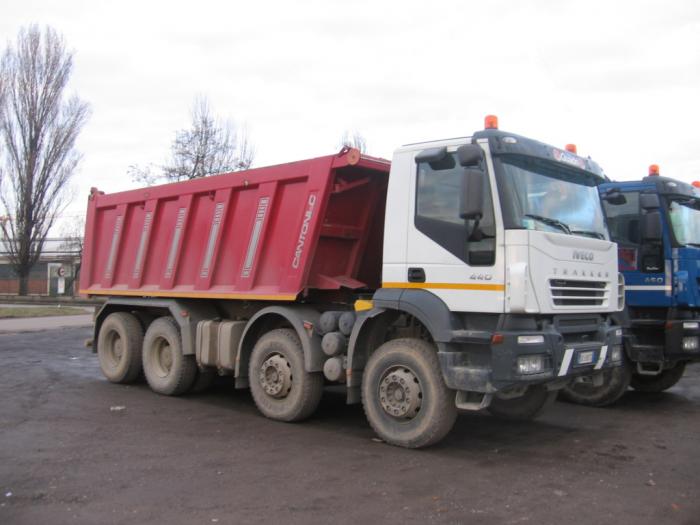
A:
82 118 623 447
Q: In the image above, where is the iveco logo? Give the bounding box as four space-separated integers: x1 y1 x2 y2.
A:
572 250 594 261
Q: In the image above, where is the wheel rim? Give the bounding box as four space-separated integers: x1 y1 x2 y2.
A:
378 366 423 420
259 353 292 399
151 337 174 378
105 330 124 368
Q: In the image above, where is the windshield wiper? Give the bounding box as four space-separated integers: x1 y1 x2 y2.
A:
685 242 700 248
524 214 571 234
571 229 605 240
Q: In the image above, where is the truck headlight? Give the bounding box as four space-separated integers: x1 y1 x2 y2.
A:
517 335 545 345
683 322 699 330
517 355 546 374
610 345 623 362
682 336 699 351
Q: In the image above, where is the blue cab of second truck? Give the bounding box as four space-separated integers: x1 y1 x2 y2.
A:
599 172 700 375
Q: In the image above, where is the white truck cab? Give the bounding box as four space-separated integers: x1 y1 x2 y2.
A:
357 117 623 424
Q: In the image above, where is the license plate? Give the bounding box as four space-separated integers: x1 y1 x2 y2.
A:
577 350 595 365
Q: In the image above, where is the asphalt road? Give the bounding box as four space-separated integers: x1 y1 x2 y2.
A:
1 326 699 525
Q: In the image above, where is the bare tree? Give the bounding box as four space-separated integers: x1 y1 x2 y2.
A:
127 163 160 187
0 25 89 295
339 130 367 153
130 96 254 185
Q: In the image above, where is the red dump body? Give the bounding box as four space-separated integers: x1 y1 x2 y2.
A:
80 150 390 301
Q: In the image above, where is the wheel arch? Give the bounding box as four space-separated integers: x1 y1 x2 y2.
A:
94 298 218 356
373 288 458 342
235 305 324 387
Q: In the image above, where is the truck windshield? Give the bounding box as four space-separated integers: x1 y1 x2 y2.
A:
668 198 700 246
496 155 608 240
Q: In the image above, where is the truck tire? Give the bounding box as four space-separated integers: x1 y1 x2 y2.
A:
142 316 197 396
97 312 144 384
361 338 457 448
487 385 557 420
559 359 632 407
249 328 323 422
630 362 686 393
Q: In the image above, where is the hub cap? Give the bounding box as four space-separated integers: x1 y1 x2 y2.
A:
106 331 124 367
378 366 422 419
259 354 292 398
152 338 174 378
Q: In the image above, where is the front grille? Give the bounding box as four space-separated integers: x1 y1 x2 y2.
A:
554 315 602 343
550 279 609 307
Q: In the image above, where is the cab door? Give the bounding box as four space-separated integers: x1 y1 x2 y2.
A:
403 142 505 313
603 188 671 306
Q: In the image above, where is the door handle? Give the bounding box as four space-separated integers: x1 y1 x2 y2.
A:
408 267 426 283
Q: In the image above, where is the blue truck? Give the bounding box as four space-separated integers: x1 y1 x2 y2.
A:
562 165 700 406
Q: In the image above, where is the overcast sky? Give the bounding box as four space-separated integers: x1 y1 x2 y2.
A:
3 0 700 230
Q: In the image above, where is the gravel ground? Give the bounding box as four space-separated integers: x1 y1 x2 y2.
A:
1 326 698 525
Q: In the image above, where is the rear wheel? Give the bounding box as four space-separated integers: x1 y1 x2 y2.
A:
97 312 144 384
630 362 686 393
361 338 457 448
249 328 323 422
487 385 557 420
142 317 197 396
559 359 632 407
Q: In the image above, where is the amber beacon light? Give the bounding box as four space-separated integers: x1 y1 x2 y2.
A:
484 115 499 129
649 164 660 176
565 144 577 154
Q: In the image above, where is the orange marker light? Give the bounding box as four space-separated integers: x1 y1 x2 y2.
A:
565 144 577 154
692 181 700 188
484 115 499 130
649 164 660 176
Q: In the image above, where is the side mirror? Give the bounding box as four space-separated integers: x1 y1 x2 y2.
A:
640 193 660 209
641 210 662 242
602 190 627 205
457 144 484 167
460 168 484 219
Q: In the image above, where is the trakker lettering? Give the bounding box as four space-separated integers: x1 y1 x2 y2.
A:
292 194 317 269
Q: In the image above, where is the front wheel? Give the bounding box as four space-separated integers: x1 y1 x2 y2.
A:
487 385 557 420
559 359 632 407
630 362 686 393
361 338 457 448
249 328 323 422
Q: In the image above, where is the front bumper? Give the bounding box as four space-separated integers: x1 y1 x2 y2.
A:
439 318 622 393
626 318 700 364
665 319 700 361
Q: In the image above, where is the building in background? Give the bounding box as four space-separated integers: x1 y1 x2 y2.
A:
0 237 82 296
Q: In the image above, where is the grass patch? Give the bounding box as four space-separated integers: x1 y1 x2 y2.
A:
0 306 89 319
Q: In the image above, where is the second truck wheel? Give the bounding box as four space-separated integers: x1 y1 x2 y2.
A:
248 328 323 422
630 362 686 393
559 359 632 407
